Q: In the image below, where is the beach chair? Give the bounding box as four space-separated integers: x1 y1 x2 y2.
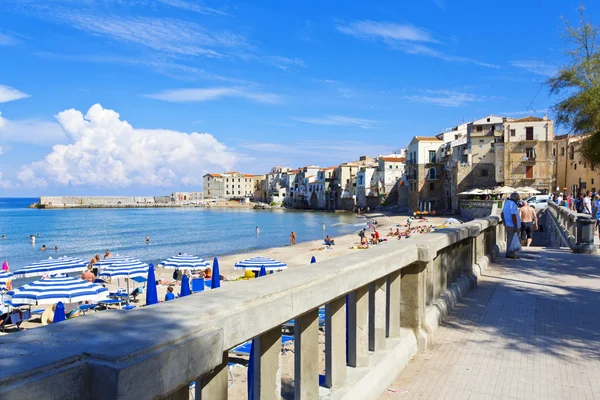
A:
283 308 326 332
229 335 295 357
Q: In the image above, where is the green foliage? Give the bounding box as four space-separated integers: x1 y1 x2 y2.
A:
547 6 600 164
270 201 278 206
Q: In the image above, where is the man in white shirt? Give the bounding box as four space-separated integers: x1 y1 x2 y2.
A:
502 192 522 259
583 191 592 214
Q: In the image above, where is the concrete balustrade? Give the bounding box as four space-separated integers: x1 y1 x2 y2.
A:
0 216 503 400
547 202 597 253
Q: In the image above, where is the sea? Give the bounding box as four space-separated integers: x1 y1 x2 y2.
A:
0 198 365 271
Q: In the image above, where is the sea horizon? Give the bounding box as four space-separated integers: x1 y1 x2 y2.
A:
0 198 365 276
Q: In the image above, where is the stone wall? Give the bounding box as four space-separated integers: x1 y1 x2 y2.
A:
38 196 172 208
459 200 497 221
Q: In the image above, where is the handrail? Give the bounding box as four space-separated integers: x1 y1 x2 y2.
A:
0 216 502 400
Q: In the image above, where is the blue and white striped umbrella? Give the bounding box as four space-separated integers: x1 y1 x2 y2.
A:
92 256 133 270
7 275 109 305
158 254 210 271
0 271 13 290
98 258 149 279
234 256 287 272
13 257 88 279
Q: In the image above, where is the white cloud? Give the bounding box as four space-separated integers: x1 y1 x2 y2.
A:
0 85 30 103
405 90 495 107
35 7 245 57
510 60 557 77
336 20 497 68
18 104 237 188
155 0 228 16
146 87 281 104
0 32 19 46
0 171 12 189
337 21 439 43
293 115 379 129
0 112 67 145
265 56 306 70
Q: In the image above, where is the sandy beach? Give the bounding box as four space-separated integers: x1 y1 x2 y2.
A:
9 213 449 399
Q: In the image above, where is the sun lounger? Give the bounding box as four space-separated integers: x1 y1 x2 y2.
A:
98 299 123 309
229 335 294 356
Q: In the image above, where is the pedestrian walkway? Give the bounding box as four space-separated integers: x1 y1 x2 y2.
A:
380 247 600 400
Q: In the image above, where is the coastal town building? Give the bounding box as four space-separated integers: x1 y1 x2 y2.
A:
202 172 255 200
501 116 555 192
172 192 203 202
554 134 599 195
406 136 445 213
355 161 379 209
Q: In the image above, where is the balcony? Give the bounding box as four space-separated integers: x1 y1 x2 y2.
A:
0 218 503 400
523 156 536 162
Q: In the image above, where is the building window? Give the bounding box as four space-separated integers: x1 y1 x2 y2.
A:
561 147 565 156
574 163 577 170
428 168 436 180
552 148 556 157
479 139 484 143
592 178 595 185
429 182 435 191
389 165 392 169
526 165 534 179
477 126 483 132
428 151 436 163
526 127 534 140
510 129 516 137
487 118 491 122
526 148 535 158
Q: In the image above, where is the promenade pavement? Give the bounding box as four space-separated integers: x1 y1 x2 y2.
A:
380 246 600 400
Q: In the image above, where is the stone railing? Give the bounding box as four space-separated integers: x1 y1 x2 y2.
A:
0 217 504 400
546 202 597 253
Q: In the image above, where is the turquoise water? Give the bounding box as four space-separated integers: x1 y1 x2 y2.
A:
0 198 363 270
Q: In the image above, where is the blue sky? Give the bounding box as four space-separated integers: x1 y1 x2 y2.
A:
0 0 594 196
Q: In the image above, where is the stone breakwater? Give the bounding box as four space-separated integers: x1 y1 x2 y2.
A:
36 196 180 208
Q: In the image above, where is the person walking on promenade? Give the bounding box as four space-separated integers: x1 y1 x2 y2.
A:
583 191 593 215
502 192 522 259
592 194 600 238
519 201 538 247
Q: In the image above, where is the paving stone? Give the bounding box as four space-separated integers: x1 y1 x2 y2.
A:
379 247 600 400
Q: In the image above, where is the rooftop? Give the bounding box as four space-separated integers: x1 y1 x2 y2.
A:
509 116 545 123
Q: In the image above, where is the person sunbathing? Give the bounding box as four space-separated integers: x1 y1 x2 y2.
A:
387 228 394 237
392 228 400 237
204 268 212 279
325 235 335 245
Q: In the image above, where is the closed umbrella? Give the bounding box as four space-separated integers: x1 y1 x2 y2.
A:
158 254 210 271
145 264 158 306
13 256 88 279
258 265 267 277
7 275 109 305
53 301 66 323
444 218 462 225
211 257 220 289
180 274 191 297
234 257 287 272
310 256 316 264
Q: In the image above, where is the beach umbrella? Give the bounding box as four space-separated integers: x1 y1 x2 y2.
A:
458 189 484 196
258 265 267 277
180 274 191 297
444 218 462 225
248 338 258 399
158 254 210 271
7 275 109 305
13 256 88 279
211 257 220 289
145 264 158 306
0 271 13 290
99 258 149 305
311 256 316 264
493 186 515 195
234 256 287 272
53 301 66 323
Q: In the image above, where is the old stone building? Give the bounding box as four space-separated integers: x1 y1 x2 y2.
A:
203 172 256 199
406 136 445 213
554 134 599 195
501 116 555 192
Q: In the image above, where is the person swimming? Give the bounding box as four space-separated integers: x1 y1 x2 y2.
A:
41 245 47 251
